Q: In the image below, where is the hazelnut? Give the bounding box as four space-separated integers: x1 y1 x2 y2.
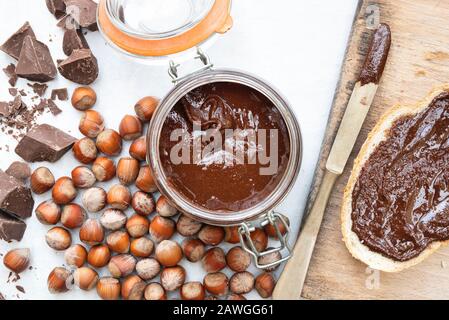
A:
155 240 183 267
82 187 107 212
132 191 155 216
203 272 229 296
35 200 61 225
144 283 166 300
46 227 72 251
181 282 206 300
134 96 159 122
129 136 147 161
176 215 203 237
119 115 142 141
202 247 226 273
226 246 251 272
130 237 154 258
149 215 175 243
264 214 290 239
72 137 97 164
96 129 122 156
97 277 121 300
87 244 111 268
257 248 282 272
198 225 225 246
74 267 99 291
106 230 130 253
156 195 177 217
224 226 241 244
181 238 205 262
79 219 104 246
121 275 145 300
249 228 268 252
117 157 139 185
52 177 77 205
3 248 30 273
92 157 116 182
107 184 131 210
48 267 73 294
135 165 157 193
227 294 246 300
255 273 276 298
136 258 160 280
229 272 255 294
71 166 96 188
126 214 149 238
79 110 104 138
71 86 97 111
30 167 55 194
160 266 186 291
108 254 136 278
64 244 87 268
100 208 127 231
61 203 86 229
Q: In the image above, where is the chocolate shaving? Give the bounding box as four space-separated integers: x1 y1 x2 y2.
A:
27 83 48 97
47 99 62 115
3 64 18 87
51 88 68 101
8 88 17 97
15 286 25 294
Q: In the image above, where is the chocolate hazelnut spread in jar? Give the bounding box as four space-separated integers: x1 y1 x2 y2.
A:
98 0 302 269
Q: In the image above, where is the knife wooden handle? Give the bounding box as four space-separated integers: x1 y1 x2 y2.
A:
272 170 339 300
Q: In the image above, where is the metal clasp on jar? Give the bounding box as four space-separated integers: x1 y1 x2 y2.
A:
239 211 292 269
168 47 214 83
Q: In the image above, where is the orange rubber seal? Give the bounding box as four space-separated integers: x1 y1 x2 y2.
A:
98 0 233 57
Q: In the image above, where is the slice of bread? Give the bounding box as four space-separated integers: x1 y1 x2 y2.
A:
341 84 449 272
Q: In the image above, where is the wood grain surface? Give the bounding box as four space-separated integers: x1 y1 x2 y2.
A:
301 0 449 300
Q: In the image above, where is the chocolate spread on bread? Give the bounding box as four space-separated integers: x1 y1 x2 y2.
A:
359 23 391 86
351 92 449 261
159 82 290 212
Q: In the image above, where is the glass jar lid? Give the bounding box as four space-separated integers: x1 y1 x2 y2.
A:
98 0 233 58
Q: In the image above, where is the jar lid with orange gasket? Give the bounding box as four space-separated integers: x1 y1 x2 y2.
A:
97 0 233 63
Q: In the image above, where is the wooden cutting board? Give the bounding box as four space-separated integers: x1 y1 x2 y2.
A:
301 0 449 300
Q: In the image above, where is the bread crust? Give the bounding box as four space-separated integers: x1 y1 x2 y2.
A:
341 84 449 272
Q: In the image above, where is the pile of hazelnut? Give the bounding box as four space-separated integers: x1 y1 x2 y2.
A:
3 86 288 300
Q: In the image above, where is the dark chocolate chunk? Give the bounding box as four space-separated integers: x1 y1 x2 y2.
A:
0 210 26 242
64 0 98 31
63 28 89 56
5 161 31 182
47 99 62 115
27 83 48 97
0 22 36 60
0 170 33 219
57 49 98 85
51 88 68 101
15 123 76 162
16 36 57 83
3 64 18 87
46 0 67 19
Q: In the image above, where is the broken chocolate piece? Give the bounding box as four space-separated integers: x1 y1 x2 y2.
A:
64 0 98 31
57 14 79 30
6 161 31 182
8 88 18 97
0 22 36 60
46 0 66 19
3 64 18 87
16 36 57 83
51 88 68 101
0 170 33 219
63 28 89 56
0 211 26 242
27 83 48 97
15 123 76 162
0 96 24 118
58 49 98 85
47 99 62 115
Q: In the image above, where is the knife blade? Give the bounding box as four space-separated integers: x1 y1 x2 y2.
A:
272 23 391 300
